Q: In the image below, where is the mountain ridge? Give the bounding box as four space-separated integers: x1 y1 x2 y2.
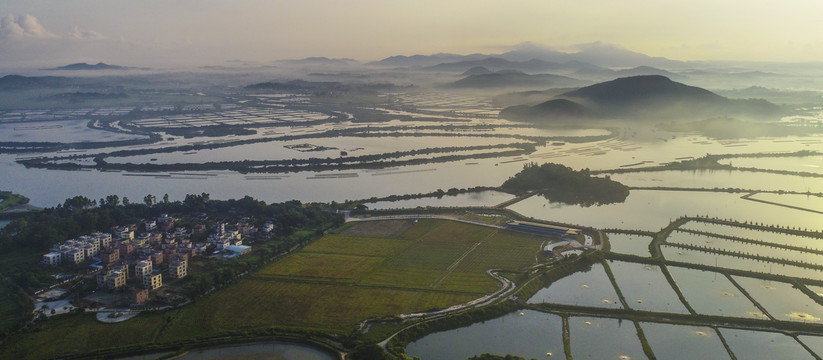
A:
500 75 783 122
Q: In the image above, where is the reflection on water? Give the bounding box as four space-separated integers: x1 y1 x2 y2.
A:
798 335 823 359
667 266 761 318
606 233 652 257
610 170 823 194
365 190 515 210
667 230 823 265
720 328 815 360
509 190 823 232
641 322 731 360
107 136 519 164
718 156 823 175
0 120 145 143
662 246 823 280
607 261 689 314
405 310 564 360
732 276 823 323
569 317 645 360
527 262 622 308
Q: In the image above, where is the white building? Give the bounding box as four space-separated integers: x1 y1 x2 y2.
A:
66 249 84 264
42 252 61 265
92 232 112 249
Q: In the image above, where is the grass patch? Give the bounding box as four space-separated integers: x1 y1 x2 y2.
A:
0 312 167 360
258 253 385 281
159 279 476 338
339 219 415 238
0 191 29 213
302 234 414 257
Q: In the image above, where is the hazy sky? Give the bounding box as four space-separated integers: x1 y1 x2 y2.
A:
2 0 823 68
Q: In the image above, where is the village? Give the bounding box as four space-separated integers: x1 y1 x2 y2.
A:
38 213 274 313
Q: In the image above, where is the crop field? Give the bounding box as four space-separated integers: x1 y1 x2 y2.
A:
301 234 414 257
337 219 416 238
0 218 547 359
160 280 477 337
258 253 386 281
165 219 542 332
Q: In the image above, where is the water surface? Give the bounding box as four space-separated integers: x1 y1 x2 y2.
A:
366 191 515 210
527 262 622 308
667 266 761 318
607 233 652 257
405 310 564 360
607 260 689 314
569 316 645 360
720 328 814 360
641 322 731 360
732 276 823 323
508 190 823 232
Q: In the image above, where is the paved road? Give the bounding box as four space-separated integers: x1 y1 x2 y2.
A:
346 213 506 229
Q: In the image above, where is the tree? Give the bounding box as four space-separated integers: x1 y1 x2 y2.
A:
104 195 120 207
163 193 170 204
143 194 156 207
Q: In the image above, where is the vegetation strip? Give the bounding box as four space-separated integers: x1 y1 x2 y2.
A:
676 228 823 256
663 242 823 271
741 192 823 215
526 303 823 336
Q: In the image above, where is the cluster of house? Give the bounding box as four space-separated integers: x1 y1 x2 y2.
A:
41 214 270 305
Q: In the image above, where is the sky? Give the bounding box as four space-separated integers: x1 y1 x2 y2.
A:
2 0 823 68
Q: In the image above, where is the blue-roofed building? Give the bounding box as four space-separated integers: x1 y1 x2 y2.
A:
505 220 581 239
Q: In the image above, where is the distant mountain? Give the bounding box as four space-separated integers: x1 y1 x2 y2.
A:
370 42 684 69
492 88 579 107
613 66 681 79
420 57 608 74
50 62 130 71
562 75 718 104
500 75 783 123
422 57 570 73
563 42 683 68
450 70 586 89
461 66 492 76
279 57 359 65
715 86 823 105
500 99 597 123
367 53 490 67
0 75 73 90
572 65 683 82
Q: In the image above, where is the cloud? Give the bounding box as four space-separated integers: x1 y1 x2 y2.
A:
0 14 58 39
69 26 106 40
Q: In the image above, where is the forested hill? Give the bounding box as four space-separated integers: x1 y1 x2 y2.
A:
501 162 629 206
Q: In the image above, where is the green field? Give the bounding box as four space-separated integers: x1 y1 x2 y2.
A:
0 191 29 213
0 218 546 359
